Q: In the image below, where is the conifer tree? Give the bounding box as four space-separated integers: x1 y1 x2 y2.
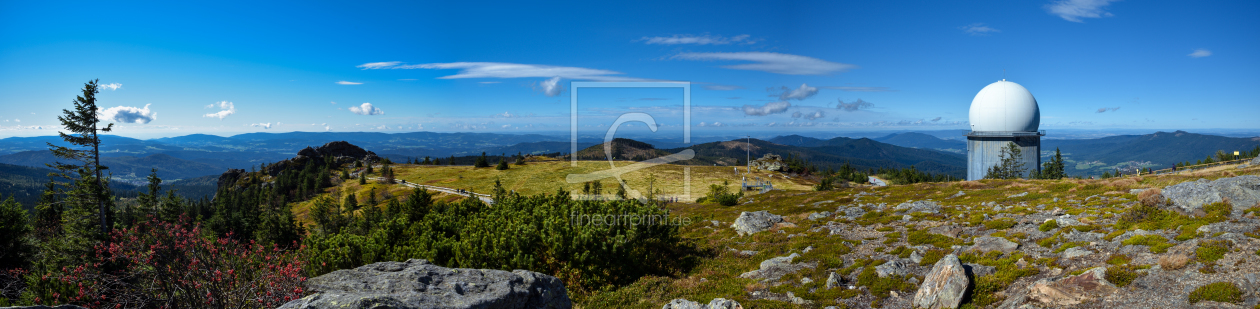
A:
496 156 510 170
49 79 116 242
984 142 1026 179
0 195 34 269
475 152 490 168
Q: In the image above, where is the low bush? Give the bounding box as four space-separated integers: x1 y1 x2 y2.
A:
1159 253 1190 270
1122 234 1173 253
1105 265 1140 288
907 230 960 249
1196 240 1232 262
1038 220 1058 232
1188 282 1243 304
22 217 305 308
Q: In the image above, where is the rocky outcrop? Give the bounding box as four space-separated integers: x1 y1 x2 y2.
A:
661 298 743 309
1025 267 1117 306
1161 175 1260 213
912 254 969 309
739 253 815 281
278 259 570 309
966 236 1019 253
731 211 785 236
894 200 941 214
750 154 784 172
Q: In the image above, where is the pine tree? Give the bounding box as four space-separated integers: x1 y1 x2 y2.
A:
448 155 455 165
475 152 490 168
0 195 35 269
136 168 161 219
32 177 63 239
496 156 510 170
984 142 1026 179
49 79 115 237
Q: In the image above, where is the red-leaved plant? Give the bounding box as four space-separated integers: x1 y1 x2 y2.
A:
32 217 307 308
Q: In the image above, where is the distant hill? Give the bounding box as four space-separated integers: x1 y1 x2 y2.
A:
873 132 965 150
1044 130 1260 175
0 150 227 180
768 135 829 147
666 138 967 177
572 138 673 161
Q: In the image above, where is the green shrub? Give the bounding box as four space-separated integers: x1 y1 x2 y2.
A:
1038 220 1059 232
984 218 1016 230
856 266 916 297
908 230 960 249
1122 234 1173 253
1188 282 1243 304
1196 240 1232 262
304 188 687 292
1105 265 1140 288
1105 254 1132 265
920 249 947 266
1055 241 1089 253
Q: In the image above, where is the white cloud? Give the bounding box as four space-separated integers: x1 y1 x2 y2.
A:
1188 49 1212 58
336 81 363 85
349 102 384 115
639 34 755 45
837 99 874 111
703 84 744 91
672 52 855 75
99 104 157 124
14 119 19 122
356 61 401 69
355 61 644 81
1045 0 1118 23
330 101 337 105
501 124 511 129
538 77 564 96
202 101 235 120
250 123 272 129
778 83 819 101
100 83 123 91
742 101 791 116
960 23 1000 35
479 81 501 84
325 126 330 131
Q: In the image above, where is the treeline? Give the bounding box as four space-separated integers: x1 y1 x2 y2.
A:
1175 146 1260 168
396 151 563 166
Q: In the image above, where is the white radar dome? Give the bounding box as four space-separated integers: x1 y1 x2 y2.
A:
968 80 1040 132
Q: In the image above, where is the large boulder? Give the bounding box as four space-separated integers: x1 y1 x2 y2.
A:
750 154 784 171
912 254 969 309
739 253 815 281
1026 267 1116 306
661 298 743 309
731 211 785 236
966 236 1019 253
1161 176 1260 213
278 259 571 309
894 200 941 214
875 260 911 278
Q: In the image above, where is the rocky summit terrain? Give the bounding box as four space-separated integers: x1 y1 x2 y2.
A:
628 158 1260 309
277 259 571 309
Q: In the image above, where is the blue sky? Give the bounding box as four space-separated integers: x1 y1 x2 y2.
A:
1 0 1256 139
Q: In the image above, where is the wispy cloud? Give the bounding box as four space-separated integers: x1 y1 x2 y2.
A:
1188 49 1212 58
349 102 384 115
1096 106 1120 113
250 123 272 129
100 104 156 124
537 77 564 96
777 83 819 101
1045 0 1118 23
202 101 235 120
792 110 825 120
100 83 123 91
638 34 755 45
703 84 745 91
742 101 791 116
336 81 363 85
479 81 501 84
960 23 1000 36
821 86 896 92
672 52 855 75
837 99 874 111
930 117 942 122
355 61 644 81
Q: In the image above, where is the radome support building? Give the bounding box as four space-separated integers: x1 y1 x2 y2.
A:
966 80 1044 180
